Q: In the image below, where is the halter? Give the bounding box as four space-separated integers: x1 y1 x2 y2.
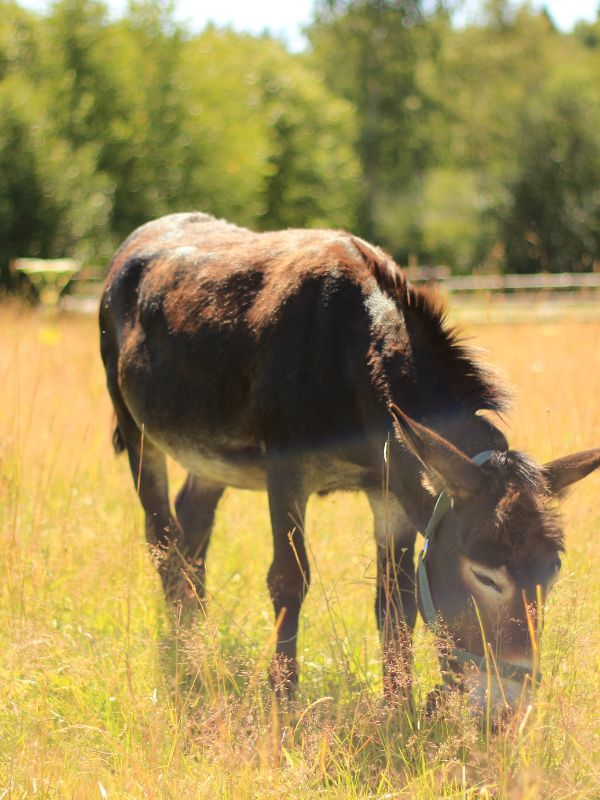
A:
417 450 535 686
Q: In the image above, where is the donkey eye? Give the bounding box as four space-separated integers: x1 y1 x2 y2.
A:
472 570 502 593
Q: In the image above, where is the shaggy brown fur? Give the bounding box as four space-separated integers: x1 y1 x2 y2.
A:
100 212 600 701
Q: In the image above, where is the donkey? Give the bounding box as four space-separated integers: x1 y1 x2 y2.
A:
99 212 600 712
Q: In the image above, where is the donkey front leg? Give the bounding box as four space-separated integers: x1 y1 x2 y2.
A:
266 462 310 697
368 492 417 705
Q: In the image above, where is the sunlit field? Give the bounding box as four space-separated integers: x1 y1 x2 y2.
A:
1 302 599 799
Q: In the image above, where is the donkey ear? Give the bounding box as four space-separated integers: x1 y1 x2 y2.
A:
543 448 600 496
390 404 485 500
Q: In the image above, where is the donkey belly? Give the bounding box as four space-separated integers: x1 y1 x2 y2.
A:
118 326 267 490
120 389 268 490
154 432 267 490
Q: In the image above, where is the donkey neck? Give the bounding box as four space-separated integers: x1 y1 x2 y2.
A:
385 406 507 535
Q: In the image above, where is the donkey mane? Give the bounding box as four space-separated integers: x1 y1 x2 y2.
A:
403 284 512 416
360 238 512 418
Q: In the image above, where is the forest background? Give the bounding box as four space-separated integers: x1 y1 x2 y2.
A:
2 0 600 289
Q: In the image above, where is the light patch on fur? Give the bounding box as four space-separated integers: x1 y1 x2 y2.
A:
168 245 198 260
364 285 398 331
367 492 413 547
141 432 371 495
421 469 444 496
353 236 382 261
304 457 370 493
148 432 267 491
174 450 266 490
460 556 515 609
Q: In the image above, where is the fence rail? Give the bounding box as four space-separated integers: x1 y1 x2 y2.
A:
11 256 600 315
437 273 600 293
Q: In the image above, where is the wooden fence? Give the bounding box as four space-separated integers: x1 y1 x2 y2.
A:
12 257 600 313
406 267 600 294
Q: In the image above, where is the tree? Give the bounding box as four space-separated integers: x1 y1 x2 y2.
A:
180 29 360 231
256 50 360 230
0 4 113 285
500 73 600 272
309 1 438 245
4 0 600 286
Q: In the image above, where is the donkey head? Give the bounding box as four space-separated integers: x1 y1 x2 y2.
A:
392 406 600 713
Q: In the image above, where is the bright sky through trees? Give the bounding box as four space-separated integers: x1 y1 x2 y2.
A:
19 0 600 51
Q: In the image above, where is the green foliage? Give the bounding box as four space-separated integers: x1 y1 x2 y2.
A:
256 50 360 229
309 1 437 242
500 72 600 272
2 0 600 284
0 73 113 285
0 1 360 287
0 0 117 283
179 30 359 230
379 168 504 273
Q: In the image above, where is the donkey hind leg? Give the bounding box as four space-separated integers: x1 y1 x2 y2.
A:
367 491 417 704
266 462 310 697
174 474 224 607
111 399 189 603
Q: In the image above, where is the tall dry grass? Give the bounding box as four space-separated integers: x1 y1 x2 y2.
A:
0 302 599 798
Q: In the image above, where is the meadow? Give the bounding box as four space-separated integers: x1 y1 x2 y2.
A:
1 302 599 799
